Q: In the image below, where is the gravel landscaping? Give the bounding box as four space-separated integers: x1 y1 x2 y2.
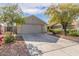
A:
0 36 29 56
58 35 79 42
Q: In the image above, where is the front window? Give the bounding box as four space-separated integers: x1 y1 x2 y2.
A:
7 27 13 32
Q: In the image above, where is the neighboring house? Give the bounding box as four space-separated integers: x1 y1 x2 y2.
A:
0 23 5 33
0 22 16 34
17 15 47 34
47 19 79 30
72 20 79 30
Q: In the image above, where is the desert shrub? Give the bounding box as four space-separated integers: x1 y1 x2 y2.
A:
47 28 62 35
49 29 62 34
51 28 62 34
67 29 76 32
68 29 79 36
4 32 16 44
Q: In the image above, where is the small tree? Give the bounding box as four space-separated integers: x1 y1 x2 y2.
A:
46 4 79 35
0 4 25 33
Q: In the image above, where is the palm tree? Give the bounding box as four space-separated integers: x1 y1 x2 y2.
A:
46 4 79 35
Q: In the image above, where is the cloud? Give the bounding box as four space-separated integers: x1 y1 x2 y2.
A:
23 9 46 14
19 3 52 14
19 3 51 9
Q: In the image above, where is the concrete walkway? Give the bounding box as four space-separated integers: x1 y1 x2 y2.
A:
22 34 79 56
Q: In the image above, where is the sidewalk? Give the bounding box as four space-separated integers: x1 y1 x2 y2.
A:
43 44 79 56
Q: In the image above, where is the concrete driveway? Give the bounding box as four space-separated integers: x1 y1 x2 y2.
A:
22 34 79 56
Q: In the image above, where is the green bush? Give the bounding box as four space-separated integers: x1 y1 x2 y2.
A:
52 29 62 34
68 29 79 36
48 28 62 34
67 29 76 32
4 32 16 44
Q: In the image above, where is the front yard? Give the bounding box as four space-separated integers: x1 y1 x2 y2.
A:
59 35 79 42
48 28 79 42
0 36 29 56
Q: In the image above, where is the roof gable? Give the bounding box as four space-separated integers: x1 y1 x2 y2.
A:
25 15 47 25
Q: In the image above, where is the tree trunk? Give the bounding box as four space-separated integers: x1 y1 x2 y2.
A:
62 25 67 36
64 27 67 35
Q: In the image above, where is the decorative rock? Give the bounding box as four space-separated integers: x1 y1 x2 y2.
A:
27 44 42 56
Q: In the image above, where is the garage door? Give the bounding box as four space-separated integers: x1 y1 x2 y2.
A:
17 24 44 34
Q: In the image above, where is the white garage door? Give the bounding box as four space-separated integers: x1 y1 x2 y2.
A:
18 24 44 34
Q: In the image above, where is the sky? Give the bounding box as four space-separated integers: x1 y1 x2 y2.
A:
19 3 52 23
0 3 52 23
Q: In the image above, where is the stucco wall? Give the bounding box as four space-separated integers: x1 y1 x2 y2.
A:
17 15 47 34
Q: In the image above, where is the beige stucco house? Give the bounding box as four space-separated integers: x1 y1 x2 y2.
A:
17 15 47 34
0 15 47 34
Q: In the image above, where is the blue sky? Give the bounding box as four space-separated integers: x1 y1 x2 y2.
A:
19 3 52 23
0 3 52 23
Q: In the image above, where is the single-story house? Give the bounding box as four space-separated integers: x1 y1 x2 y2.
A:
17 15 47 34
0 15 47 34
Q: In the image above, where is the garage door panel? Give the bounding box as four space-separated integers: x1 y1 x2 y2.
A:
20 25 43 34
